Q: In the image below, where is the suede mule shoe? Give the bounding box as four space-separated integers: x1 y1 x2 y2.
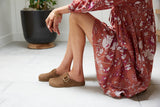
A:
49 72 85 87
39 69 60 82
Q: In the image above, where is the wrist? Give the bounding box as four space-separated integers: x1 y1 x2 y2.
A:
54 8 62 15
53 5 69 15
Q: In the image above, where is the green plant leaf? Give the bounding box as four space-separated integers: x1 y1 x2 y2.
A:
52 1 56 5
27 0 56 10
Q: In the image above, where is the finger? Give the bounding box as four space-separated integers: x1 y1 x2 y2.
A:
50 23 54 33
54 25 59 35
49 21 55 33
52 23 56 33
55 25 60 35
54 25 59 34
46 18 52 32
48 25 53 33
48 25 53 32
45 17 48 24
52 19 57 32
53 21 57 32
48 23 52 32
49 27 53 32
54 18 59 31
45 16 50 26
48 18 54 28
57 27 60 35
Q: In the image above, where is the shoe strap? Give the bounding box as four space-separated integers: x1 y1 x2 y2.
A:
63 73 70 82
51 69 59 76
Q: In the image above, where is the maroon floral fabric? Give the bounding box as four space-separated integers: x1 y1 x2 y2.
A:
68 0 156 98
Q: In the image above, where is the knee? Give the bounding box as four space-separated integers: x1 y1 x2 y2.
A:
69 13 79 22
69 13 86 23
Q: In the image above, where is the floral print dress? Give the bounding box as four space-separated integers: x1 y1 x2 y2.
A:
68 0 156 98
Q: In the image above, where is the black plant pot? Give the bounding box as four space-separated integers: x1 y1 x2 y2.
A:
21 10 57 49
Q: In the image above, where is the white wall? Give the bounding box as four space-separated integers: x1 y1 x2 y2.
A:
153 0 160 30
8 0 160 42
0 0 12 47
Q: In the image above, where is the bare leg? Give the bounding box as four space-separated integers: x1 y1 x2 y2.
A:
56 13 96 79
39 13 95 82
67 13 96 82
56 33 73 75
68 14 86 82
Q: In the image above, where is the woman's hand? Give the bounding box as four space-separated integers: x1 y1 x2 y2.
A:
46 5 70 35
45 9 62 35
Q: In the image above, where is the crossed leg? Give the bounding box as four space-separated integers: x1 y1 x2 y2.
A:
56 12 97 82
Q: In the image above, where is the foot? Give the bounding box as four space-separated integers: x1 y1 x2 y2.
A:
68 70 85 83
56 66 70 75
39 69 60 82
39 65 70 82
49 72 85 87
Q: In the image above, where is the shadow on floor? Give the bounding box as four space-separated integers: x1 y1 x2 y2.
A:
135 84 159 101
79 85 139 101
85 76 97 81
83 77 158 101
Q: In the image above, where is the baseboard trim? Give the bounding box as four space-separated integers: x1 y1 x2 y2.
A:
0 33 12 47
12 33 25 41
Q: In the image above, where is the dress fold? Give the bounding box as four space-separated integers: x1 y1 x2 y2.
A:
69 0 156 98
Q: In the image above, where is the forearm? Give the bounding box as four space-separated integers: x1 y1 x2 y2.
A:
54 5 70 15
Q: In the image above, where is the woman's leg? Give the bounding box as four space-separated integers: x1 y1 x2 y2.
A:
56 13 96 79
57 13 95 75
67 13 96 82
56 32 73 75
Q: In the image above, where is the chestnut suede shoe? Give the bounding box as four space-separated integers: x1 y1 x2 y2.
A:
49 72 85 87
39 69 60 82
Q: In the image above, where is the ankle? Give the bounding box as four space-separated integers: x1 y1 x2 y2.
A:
69 70 84 82
56 66 70 75
72 65 83 73
61 64 70 71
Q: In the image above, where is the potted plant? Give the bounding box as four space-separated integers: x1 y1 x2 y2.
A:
21 0 57 49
